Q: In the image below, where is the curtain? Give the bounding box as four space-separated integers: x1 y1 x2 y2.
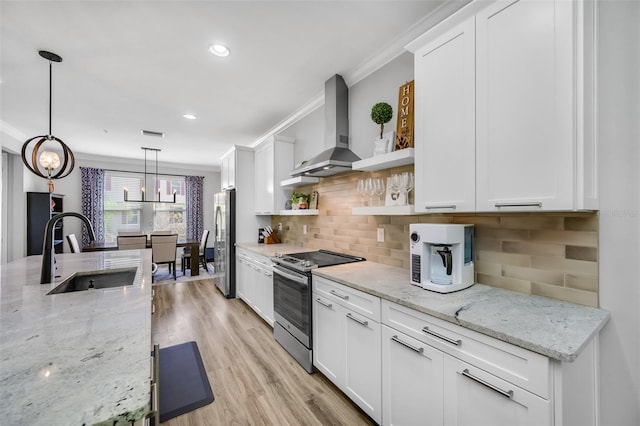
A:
185 175 204 241
80 167 105 246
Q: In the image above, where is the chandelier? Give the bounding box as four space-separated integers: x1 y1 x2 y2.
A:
21 51 75 193
124 147 176 203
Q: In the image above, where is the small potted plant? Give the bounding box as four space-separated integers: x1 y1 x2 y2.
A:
291 192 309 210
371 102 394 155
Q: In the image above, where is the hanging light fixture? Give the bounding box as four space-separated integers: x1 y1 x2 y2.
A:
124 147 176 203
21 50 75 193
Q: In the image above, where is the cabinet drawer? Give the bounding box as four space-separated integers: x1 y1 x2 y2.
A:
313 276 381 322
252 253 272 269
382 299 550 399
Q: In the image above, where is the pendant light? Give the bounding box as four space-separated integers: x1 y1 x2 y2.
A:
123 147 177 203
21 50 75 193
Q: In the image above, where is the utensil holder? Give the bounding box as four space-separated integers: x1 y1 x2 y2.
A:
264 233 280 244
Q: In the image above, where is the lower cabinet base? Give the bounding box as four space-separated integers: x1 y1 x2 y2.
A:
274 322 314 373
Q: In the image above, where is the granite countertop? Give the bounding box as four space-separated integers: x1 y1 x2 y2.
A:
312 261 610 362
0 250 153 426
236 242 305 257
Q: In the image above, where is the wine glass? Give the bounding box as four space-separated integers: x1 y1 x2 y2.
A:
397 172 413 205
356 179 367 206
365 177 377 207
373 178 386 206
401 172 414 205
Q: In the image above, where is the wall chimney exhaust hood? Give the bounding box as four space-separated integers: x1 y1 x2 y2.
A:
290 74 360 178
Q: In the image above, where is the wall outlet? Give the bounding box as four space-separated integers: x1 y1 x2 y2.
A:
377 228 384 242
303 225 307 235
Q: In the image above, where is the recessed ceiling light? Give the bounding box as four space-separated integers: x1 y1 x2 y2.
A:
208 44 230 57
183 114 197 120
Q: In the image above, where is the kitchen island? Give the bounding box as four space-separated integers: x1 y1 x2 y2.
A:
0 250 153 425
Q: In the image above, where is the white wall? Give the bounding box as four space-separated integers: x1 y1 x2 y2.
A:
597 0 640 424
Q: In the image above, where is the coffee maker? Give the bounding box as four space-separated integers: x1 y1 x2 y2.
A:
409 224 475 293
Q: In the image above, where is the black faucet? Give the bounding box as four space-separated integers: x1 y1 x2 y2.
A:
41 212 96 284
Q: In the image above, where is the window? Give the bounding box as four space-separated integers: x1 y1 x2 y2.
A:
103 171 186 242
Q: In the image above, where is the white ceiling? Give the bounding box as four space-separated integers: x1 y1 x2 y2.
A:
1 1 463 169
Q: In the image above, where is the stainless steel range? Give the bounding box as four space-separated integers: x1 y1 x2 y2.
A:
271 250 365 373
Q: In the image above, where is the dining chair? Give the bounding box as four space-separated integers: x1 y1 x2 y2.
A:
66 234 80 253
151 234 178 280
151 230 172 235
181 229 210 274
117 235 148 250
118 231 144 236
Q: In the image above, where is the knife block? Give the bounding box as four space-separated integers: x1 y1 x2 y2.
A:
264 233 280 244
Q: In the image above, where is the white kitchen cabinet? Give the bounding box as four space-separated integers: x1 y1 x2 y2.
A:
236 248 274 326
220 145 268 244
413 18 476 213
236 249 253 305
407 0 597 212
381 299 599 426
312 293 344 385
475 0 579 211
345 310 381 419
312 276 382 424
443 355 551 426
254 135 295 214
382 325 444 426
220 147 245 190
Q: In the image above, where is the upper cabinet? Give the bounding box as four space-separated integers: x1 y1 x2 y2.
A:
413 18 476 213
254 135 295 214
408 0 597 212
220 145 253 190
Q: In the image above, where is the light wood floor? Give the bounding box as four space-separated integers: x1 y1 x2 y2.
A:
151 279 375 425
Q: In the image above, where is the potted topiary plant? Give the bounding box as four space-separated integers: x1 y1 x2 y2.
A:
371 102 394 155
291 192 309 210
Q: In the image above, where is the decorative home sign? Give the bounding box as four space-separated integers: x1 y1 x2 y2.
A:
395 80 414 150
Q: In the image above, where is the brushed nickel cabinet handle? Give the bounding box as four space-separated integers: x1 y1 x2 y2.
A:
422 326 462 346
424 205 456 210
391 335 424 354
494 202 542 208
330 289 349 300
346 313 368 327
316 298 333 309
460 368 514 399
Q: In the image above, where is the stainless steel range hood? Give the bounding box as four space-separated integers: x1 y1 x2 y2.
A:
290 74 360 178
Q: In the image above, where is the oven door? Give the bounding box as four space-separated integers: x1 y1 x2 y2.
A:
272 264 311 348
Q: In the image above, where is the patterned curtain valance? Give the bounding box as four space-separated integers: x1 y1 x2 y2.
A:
185 175 204 241
80 167 105 246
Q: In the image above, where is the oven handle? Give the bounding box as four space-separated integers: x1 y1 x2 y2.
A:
272 264 309 285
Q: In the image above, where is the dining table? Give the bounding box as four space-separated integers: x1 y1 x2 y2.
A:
82 238 202 276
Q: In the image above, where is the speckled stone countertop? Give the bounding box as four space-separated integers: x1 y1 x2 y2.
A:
312 261 610 362
0 250 153 426
236 242 305 257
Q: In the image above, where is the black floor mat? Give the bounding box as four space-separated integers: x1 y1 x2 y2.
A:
158 341 214 422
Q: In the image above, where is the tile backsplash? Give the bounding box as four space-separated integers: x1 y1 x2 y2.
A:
273 167 599 307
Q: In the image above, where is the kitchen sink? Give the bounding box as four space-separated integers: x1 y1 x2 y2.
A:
47 267 138 295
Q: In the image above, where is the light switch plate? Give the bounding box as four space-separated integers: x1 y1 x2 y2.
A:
303 225 307 235
377 228 384 242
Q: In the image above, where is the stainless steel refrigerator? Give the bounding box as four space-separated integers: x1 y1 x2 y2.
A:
213 189 236 298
